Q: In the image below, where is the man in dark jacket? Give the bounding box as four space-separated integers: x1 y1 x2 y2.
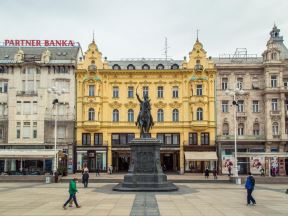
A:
245 172 256 205
63 177 81 209
82 171 89 188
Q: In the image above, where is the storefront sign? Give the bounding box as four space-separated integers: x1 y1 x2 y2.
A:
3 39 76 47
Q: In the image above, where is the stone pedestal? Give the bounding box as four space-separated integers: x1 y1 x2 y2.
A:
113 138 178 191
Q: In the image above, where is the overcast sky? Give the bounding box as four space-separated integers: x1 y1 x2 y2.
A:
1 0 288 60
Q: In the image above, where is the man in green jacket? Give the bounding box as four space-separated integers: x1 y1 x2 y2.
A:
63 177 81 209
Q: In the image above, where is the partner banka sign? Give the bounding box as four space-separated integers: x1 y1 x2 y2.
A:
3 39 77 47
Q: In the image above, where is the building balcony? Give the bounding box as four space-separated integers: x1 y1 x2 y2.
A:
217 135 265 141
272 134 281 139
236 112 247 118
45 138 74 144
83 96 101 104
270 110 281 116
45 114 74 121
16 91 38 96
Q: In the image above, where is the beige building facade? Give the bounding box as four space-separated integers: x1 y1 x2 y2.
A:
216 25 288 176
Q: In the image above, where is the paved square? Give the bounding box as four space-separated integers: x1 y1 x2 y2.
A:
0 182 287 216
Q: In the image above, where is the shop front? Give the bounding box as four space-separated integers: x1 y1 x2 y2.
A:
76 146 107 172
160 150 179 172
184 151 218 173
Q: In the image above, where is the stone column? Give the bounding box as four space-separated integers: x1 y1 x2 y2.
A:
180 143 184 174
4 159 8 172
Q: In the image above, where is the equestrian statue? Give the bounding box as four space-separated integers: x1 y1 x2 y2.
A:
135 87 154 137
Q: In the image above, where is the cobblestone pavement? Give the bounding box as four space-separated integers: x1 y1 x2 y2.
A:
0 182 287 216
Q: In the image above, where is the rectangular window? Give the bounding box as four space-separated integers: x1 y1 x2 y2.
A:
23 101 31 115
252 100 259 112
16 101 21 114
0 81 8 93
222 101 229 112
23 122 30 139
94 133 103 145
33 121 37 138
253 129 259 135
272 99 278 111
82 133 91 145
111 133 135 145
196 85 203 96
128 86 134 98
0 128 3 139
157 86 164 98
172 86 178 98
89 85 95 96
189 133 198 145
157 133 164 143
271 75 277 88
55 79 69 92
157 133 180 145
16 122 21 139
113 86 119 98
143 86 149 97
201 133 209 145
33 101 37 114
165 134 172 145
237 100 244 112
222 78 228 90
237 78 243 90
112 134 120 145
57 126 65 139
283 78 288 88
27 80 34 91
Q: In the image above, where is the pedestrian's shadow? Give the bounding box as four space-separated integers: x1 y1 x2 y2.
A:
94 184 199 195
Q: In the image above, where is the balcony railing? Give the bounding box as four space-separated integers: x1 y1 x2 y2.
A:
45 114 74 121
16 91 38 96
236 112 247 118
270 110 281 116
217 135 265 141
45 138 74 144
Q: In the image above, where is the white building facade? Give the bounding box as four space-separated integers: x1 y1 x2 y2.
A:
0 45 80 174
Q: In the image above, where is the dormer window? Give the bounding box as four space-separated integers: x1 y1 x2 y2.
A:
127 64 135 70
142 64 150 70
156 64 164 70
171 64 179 70
112 64 121 70
194 59 203 71
271 52 277 60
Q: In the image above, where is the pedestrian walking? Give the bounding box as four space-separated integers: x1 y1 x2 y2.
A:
204 168 209 179
96 166 100 176
108 165 113 175
63 177 81 209
260 167 265 177
245 172 256 206
213 168 217 180
82 170 89 188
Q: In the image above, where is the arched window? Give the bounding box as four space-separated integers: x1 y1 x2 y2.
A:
156 64 164 70
113 109 119 122
127 64 135 70
171 64 179 70
112 64 121 70
157 109 164 122
238 123 244 135
272 122 279 135
142 64 150 70
172 109 179 122
196 108 203 121
253 123 260 135
223 123 229 135
128 109 134 122
88 108 95 121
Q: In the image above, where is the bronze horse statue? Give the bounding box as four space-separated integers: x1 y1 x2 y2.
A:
135 88 154 137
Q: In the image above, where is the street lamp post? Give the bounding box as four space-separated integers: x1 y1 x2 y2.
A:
225 88 245 178
47 87 65 174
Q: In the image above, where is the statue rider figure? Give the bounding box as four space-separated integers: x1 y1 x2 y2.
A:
136 91 154 138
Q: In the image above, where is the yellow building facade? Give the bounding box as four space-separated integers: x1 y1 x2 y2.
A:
76 39 216 174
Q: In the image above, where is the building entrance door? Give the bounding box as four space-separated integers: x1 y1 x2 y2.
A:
118 155 130 172
162 154 173 171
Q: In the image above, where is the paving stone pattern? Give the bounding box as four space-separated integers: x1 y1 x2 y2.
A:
0 183 287 216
